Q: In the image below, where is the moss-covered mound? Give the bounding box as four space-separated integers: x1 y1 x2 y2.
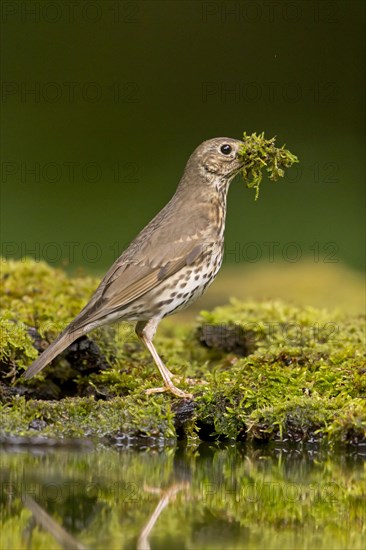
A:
0 258 365 445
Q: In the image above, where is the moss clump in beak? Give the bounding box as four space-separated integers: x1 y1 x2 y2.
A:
239 132 299 200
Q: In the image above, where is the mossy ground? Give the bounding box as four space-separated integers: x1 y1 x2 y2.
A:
0 258 365 446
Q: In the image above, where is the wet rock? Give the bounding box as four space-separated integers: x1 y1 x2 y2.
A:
0 381 20 401
62 335 110 375
26 327 49 354
197 324 256 356
26 327 110 377
28 419 48 431
172 399 196 439
22 381 62 401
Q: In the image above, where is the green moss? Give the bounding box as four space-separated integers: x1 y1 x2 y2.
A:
0 259 365 445
0 394 175 441
0 257 97 337
238 131 299 199
0 312 38 371
196 300 365 443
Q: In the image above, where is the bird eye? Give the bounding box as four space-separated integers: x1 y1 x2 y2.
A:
220 144 232 155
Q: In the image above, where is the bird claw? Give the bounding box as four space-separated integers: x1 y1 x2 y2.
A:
146 384 193 399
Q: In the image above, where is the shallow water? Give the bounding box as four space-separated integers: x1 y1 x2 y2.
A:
1 442 365 550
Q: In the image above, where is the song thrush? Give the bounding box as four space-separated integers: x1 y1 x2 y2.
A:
23 137 245 398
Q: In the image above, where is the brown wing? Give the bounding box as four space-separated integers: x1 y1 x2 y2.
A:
73 241 205 329
72 189 218 331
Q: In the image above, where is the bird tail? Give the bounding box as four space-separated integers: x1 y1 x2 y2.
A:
23 326 85 380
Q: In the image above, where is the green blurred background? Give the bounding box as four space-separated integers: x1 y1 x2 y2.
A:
1 0 365 313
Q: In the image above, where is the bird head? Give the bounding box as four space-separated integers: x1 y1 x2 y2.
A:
182 137 245 189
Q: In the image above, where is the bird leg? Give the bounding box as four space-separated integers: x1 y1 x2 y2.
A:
135 320 192 399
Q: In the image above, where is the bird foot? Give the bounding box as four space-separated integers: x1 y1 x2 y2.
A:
146 384 193 399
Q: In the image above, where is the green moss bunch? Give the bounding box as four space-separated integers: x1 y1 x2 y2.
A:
239 132 299 199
